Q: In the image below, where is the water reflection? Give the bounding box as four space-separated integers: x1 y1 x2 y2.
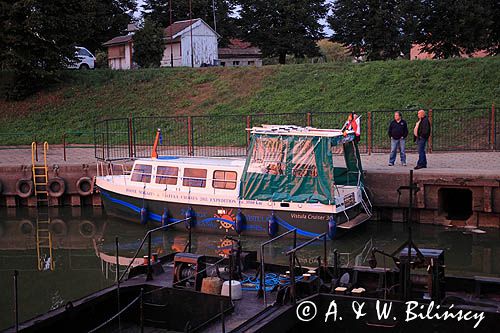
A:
0 207 499 330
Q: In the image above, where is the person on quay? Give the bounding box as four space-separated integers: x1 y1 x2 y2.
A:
342 112 361 143
388 111 408 166
413 109 431 169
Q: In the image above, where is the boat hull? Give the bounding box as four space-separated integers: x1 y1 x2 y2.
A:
99 188 365 238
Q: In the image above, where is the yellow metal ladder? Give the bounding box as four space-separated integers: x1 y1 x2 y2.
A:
32 142 54 271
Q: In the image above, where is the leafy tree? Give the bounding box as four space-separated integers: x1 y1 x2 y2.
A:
238 0 327 64
78 0 136 53
328 0 403 61
0 0 88 99
317 39 351 62
133 20 165 68
141 0 238 45
418 0 497 58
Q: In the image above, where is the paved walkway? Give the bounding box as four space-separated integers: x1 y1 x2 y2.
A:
0 146 499 175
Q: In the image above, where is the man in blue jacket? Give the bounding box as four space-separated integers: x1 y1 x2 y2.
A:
388 111 408 166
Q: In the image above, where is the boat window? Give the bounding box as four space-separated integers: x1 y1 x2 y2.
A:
156 166 178 185
183 168 207 187
247 137 288 175
131 164 152 183
213 170 237 190
291 139 317 177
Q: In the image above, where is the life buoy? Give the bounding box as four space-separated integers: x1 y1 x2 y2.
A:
49 219 67 236
16 179 33 198
47 177 66 198
78 220 96 238
19 219 34 235
76 177 93 196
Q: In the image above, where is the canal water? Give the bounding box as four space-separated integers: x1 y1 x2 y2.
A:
1 207 499 330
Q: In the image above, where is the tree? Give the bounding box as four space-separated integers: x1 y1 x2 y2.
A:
328 0 404 61
141 0 238 45
77 0 136 53
0 0 89 99
238 0 327 64
317 39 351 62
418 0 497 58
133 20 165 68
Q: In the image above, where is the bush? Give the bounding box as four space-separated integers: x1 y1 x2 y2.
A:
95 51 108 69
133 20 165 68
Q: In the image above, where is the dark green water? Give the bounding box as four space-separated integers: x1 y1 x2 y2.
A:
1 206 500 330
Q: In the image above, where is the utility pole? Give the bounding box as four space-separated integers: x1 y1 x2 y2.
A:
169 0 173 67
189 0 194 68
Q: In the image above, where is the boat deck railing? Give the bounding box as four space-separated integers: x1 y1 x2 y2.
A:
286 232 328 305
118 217 192 283
258 229 297 306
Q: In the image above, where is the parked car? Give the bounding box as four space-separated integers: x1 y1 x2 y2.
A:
67 47 95 69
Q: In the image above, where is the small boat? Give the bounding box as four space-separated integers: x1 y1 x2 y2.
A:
96 125 372 238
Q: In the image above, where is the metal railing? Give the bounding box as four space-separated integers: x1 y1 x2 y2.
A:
93 105 498 160
258 229 297 306
285 233 328 305
118 217 192 283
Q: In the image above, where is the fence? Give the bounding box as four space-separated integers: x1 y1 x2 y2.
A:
94 106 498 161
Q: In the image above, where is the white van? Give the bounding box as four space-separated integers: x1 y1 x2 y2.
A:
67 47 95 69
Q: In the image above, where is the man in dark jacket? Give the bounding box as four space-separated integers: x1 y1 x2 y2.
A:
413 109 431 169
388 111 408 166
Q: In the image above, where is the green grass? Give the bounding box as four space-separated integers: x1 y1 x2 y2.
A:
0 57 499 145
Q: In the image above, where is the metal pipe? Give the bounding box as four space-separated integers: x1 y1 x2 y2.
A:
140 288 144 333
146 232 153 281
62 133 67 161
286 233 327 256
119 218 190 282
289 254 296 305
188 223 192 253
220 301 225 333
14 270 19 333
228 252 232 303
115 237 121 331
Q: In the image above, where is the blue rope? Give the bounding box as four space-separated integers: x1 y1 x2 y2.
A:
240 273 303 291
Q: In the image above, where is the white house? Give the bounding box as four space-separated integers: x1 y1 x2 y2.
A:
161 18 220 68
102 35 134 70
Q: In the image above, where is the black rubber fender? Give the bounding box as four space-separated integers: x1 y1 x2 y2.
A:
47 177 66 198
76 177 93 197
16 179 33 198
78 220 96 238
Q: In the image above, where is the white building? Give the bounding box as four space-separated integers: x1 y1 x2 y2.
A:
161 19 220 68
102 35 134 70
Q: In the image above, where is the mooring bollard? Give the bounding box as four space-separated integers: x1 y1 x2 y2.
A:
13 270 19 333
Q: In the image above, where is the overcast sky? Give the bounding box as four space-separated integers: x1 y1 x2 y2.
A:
134 0 333 36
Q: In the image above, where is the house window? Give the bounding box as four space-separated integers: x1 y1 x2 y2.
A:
156 166 178 185
248 61 255 66
221 62 226 67
131 164 152 183
183 168 207 188
213 170 237 190
233 61 240 66
109 45 125 59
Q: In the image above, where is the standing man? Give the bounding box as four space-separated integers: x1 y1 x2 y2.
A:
388 111 408 166
413 109 431 169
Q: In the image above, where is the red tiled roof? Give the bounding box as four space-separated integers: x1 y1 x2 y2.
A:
102 35 133 46
164 19 200 38
218 39 262 58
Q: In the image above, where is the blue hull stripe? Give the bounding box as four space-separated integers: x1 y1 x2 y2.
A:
100 189 321 238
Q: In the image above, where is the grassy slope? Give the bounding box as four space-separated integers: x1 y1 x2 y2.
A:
0 57 499 144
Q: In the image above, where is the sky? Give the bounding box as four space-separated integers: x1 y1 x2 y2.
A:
134 0 333 36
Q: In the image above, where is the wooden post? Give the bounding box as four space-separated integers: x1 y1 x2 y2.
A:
246 115 251 149
306 112 312 127
491 104 496 150
428 109 433 153
367 112 372 155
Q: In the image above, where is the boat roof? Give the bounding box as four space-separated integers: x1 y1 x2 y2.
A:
249 125 353 137
137 156 246 167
